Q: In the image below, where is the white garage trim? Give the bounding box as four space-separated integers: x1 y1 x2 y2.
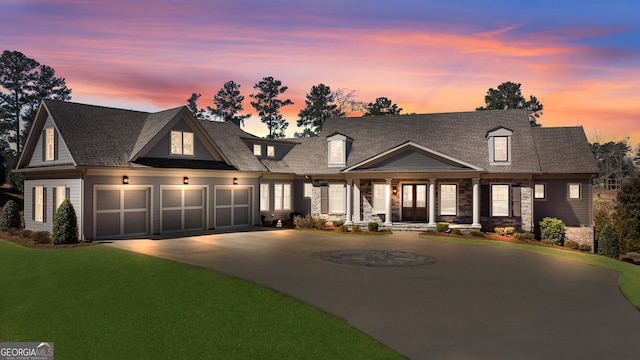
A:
93 185 153 239
160 185 209 233
214 185 254 228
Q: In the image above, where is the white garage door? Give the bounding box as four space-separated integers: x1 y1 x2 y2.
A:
95 186 150 239
215 187 251 228
161 186 206 233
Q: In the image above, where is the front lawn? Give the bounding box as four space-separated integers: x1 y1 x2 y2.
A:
0 240 403 359
424 235 640 309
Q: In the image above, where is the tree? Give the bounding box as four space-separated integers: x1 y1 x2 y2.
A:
250 76 293 139
295 84 342 137
476 81 543 126
208 80 250 127
612 176 640 254
364 97 402 116
52 199 79 244
0 200 21 231
0 51 71 155
597 224 619 259
591 139 635 189
186 93 207 120
333 88 366 116
633 143 640 169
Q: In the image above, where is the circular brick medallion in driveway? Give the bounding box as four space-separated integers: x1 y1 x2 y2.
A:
317 249 437 267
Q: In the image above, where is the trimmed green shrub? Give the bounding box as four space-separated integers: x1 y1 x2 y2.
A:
494 227 505 235
436 222 449 233
0 200 21 231
294 214 315 229
332 220 345 227
352 225 361 233
470 231 484 237
339 224 348 232
504 227 516 236
451 228 461 235
564 240 580 250
368 222 379 232
514 232 535 241
314 217 327 230
8 171 24 194
540 217 565 246
578 243 592 252
20 229 33 238
52 199 79 244
33 231 52 244
598 224 619 259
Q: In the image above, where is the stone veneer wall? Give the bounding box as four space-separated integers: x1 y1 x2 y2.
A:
479 178 533 232
565 226 595 252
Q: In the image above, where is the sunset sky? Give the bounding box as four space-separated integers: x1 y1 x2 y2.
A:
2 0 639 144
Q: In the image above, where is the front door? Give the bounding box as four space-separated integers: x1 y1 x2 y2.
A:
402 184 427 221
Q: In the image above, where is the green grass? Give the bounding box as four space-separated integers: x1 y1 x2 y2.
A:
423 235 640 309
0 240 404 359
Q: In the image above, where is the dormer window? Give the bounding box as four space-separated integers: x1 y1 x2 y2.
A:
171 130 194 155
267 145 275 157
327 133 351 167
253 144 261 156
487 128 512 165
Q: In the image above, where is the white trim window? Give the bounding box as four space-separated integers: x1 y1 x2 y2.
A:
372 183 386 214
569 183 581 199
328 183 344 214
267 145 275 157
35 186 44 222
493 136 508 162
534 184 546 199
253 144 261 156
491 184 510 217
170 130 194 155
274 183 292 211
45 128 55 161
440 184 457 215
260 183 269 211
329 140 343 165
56 186 66 210
303 183 313 198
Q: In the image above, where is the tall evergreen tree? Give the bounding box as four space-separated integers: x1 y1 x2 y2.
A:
208 80 250 127
476 81 543 126
295 83 342 137
250 76 293 139
364 97 402 116
0 50 71 155
186 93 207 120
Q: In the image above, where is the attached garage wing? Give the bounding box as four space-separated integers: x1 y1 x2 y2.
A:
161 186 207 233
94 186 150 239
215 187 252 228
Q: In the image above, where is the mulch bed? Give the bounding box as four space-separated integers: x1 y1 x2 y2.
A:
0 231 94 249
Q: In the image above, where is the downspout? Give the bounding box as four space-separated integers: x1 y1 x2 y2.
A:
80 168 87 240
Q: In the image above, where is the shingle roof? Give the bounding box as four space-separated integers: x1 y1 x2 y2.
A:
130 107 184 160
197 120 268 172
531 127 599 174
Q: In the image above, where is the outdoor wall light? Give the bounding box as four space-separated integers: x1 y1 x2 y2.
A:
233 177 238 185
122 176 129 184
183 177 189 185
392 186 397 195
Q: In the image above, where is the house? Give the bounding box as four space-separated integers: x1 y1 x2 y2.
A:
16 100 599 244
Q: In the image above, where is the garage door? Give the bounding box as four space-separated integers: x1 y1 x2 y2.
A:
95 186 150 239
215 187 251 228
161 186 206 233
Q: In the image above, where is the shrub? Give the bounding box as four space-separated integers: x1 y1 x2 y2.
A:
578 243 592 252
514 232 535 241
352 225 361 233
540 217 565 246
470 231 484 237
436 222 449 233
494 227 505 235
541 239 556 245
314 217 327 230
20 229 33 238
294 214 315 229
504 227 516 236
598 224 619 259
451 228 461 235
332 220 345 227
7 228 20 236
32 231 52 244
564 240 580 250
52 199 79 244
289 212 302 220
368 222 379 232
339 224 348 232
0 200 21 231
8 171 24 194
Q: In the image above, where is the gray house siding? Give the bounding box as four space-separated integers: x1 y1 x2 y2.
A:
24 177 82 234
27 115 74 167
364 151 465 171
260 178 296 225
533 177 592 227
144 119 217 160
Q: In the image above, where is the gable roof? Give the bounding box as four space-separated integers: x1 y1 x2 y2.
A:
531 127 599 174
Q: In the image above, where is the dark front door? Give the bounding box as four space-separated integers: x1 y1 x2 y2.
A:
402 184 427 221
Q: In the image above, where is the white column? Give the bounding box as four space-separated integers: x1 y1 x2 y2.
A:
345 179 353 225
428 178 436 226
472 178 481 227
384 178 393 225
353 179 361 222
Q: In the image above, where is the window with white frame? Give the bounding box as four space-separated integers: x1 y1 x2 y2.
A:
534 184 546 199
303 183 313 198
328 183 344 213
493 136 508 162
45 128 55 161
569 183 581 199
329 140 343 164
491 184 509 216
56 186 66 210
267 145 275 157
274 183 291 211
170 130 194 155
35 186 44 222
260 183 269 211
253 144 261 156
372 183 386 214
440 184 457 215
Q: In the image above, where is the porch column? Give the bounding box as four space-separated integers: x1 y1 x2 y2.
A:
384 178 393 225
472 178 481 227
428 178 436 226
345 179 353 225
353 179 361 222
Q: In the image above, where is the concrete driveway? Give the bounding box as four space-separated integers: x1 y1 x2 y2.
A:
104 230 640 359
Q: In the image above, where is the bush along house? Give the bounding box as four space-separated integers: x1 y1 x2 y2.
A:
16 100 599 245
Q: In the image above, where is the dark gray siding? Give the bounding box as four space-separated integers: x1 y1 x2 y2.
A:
259 178 296 224
245 141 295 160
28 115 74 167
533 178 592 227
364 150 465 170
293 179 312 215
